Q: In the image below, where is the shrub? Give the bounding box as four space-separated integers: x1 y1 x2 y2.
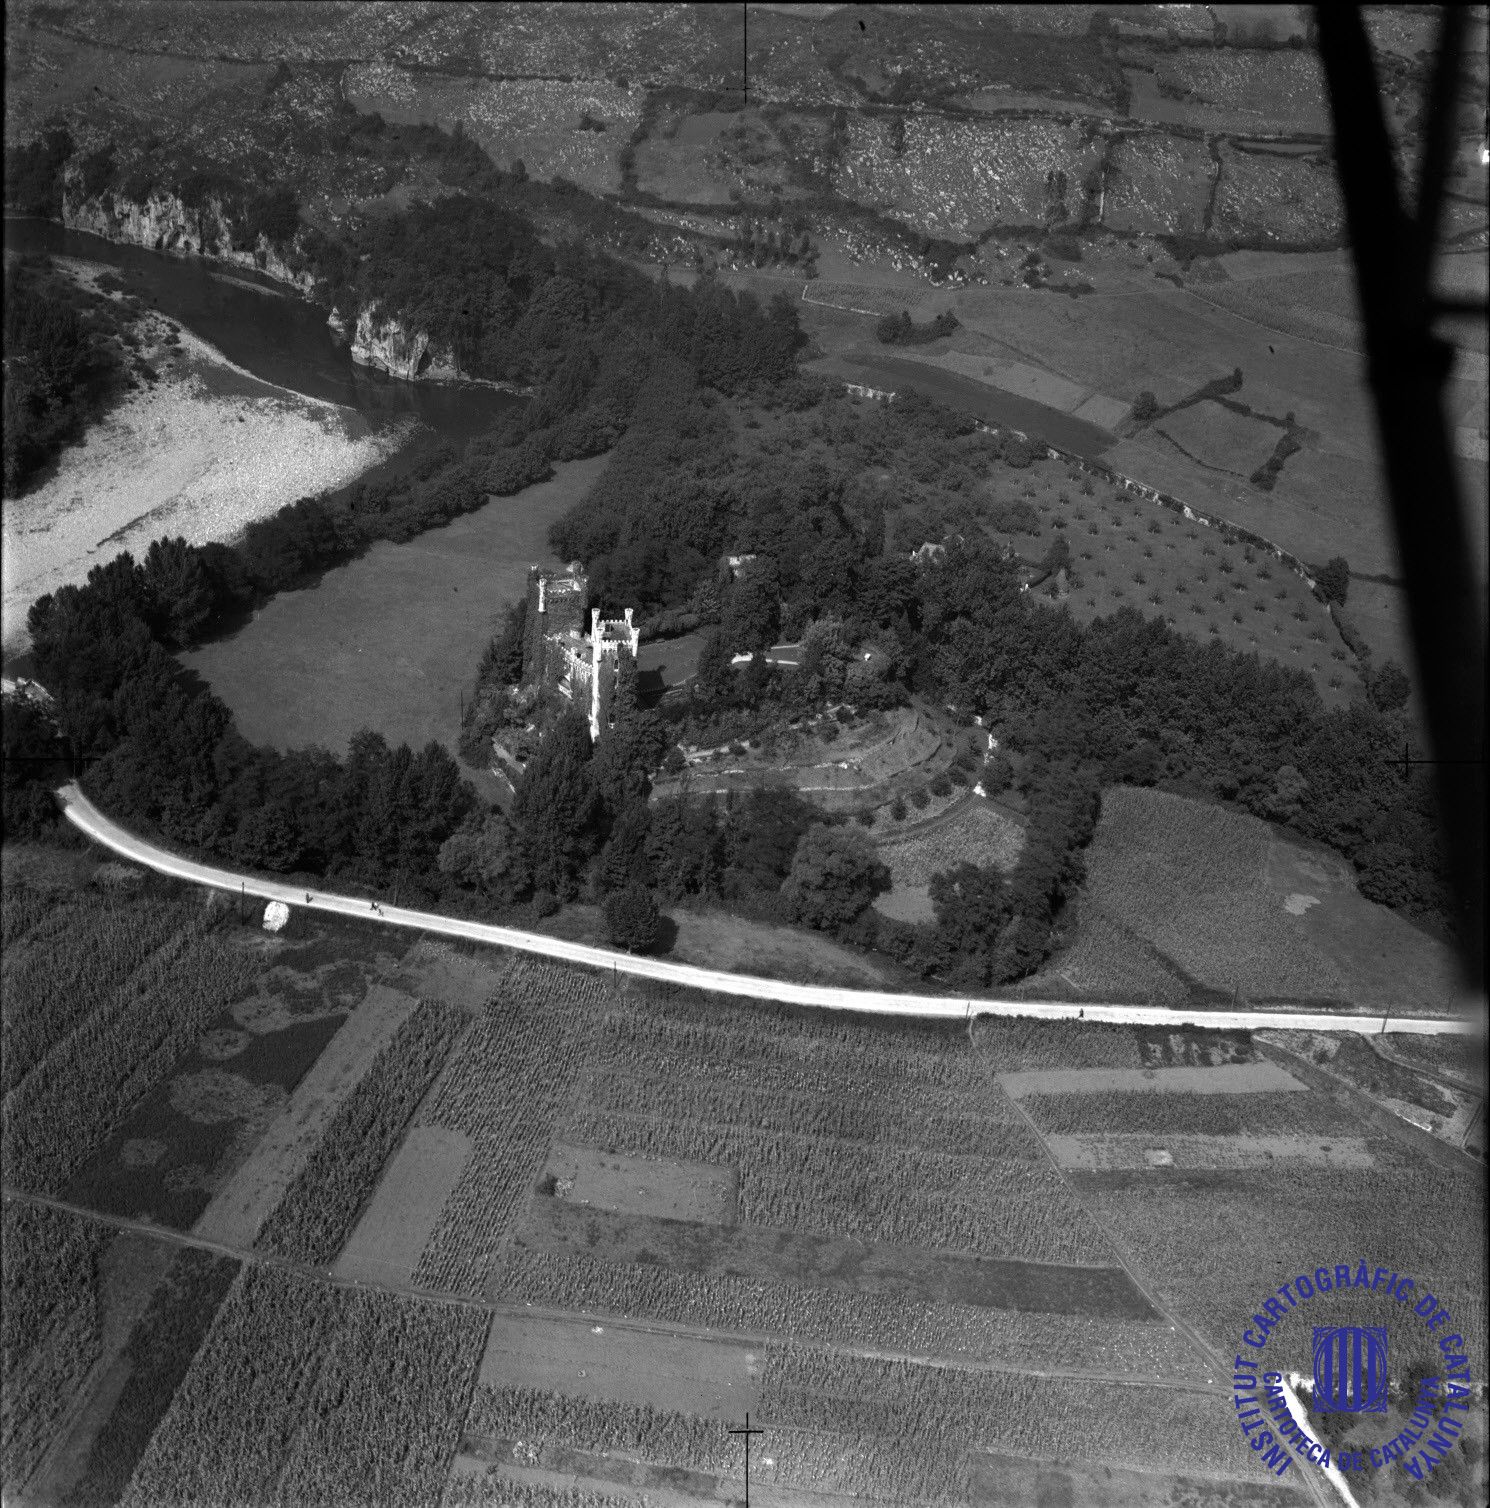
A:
931 772 953 798
910 787 931 810
1131 390 1160 422
891 796 908 821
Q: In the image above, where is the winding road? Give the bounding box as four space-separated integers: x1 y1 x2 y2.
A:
59 785 1480 1035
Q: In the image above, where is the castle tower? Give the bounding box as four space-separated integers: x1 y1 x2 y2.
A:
521 562 587 687
588 606 640 741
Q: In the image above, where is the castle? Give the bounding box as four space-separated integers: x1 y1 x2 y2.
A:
522 563 639 741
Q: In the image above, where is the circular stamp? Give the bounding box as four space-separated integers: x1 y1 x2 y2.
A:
1231 1260 1477 1489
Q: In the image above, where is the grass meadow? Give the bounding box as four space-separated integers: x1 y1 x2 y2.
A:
181 454 608 762
1028 785 1471 1014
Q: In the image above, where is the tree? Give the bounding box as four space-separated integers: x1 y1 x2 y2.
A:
605 882 663 951
509 712 600 898
1131 391 1160 423
1368 659 1410 712
1316 555 1350 606
783 824 890 933
437 811 530 903
141 537 214 649
693 629 734 701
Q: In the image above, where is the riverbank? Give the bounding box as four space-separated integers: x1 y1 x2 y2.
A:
1 263 409 655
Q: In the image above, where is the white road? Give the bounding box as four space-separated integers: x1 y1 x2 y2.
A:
59 785 1481 1035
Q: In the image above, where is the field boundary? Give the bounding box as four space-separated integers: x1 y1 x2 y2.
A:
58 785 1479 1035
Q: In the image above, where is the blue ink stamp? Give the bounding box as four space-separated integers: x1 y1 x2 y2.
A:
1313 1326 1389 1413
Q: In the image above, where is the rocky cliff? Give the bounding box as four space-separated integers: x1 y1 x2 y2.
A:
61 188 317 297
348 306 455 380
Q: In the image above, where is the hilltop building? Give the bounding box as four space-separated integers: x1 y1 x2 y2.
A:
522 564 639 741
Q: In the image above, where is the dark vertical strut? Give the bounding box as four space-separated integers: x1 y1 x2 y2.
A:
1314 6 1486 990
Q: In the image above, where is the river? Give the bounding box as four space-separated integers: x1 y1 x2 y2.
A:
3 216 519 445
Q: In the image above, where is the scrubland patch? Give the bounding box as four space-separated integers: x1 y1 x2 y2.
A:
343 63 640 195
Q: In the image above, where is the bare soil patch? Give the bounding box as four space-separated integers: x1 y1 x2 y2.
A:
334 1126 472 1287
477 1314 760 1423
543 1144 738 1225
998 1062 1307 1098
192 984 418 1249
1045 1132 1374 1172
510 1199 1159 1321
167 1069 287 1126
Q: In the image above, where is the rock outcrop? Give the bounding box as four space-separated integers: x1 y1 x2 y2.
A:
349 306 443 380
61 188 316 297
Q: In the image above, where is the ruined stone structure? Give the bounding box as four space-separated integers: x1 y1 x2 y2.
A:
522 564 639 741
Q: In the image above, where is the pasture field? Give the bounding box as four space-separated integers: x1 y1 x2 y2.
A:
998 1062 1305 1097
478 1314 759 1422
1155 399 1284 477
118 1266 487 1508
182 455 608 762
1060 785 1469 1011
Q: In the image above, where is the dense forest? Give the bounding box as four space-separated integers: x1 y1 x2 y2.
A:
3 258 129 496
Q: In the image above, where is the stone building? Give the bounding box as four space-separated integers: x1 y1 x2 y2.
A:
522 564 639 741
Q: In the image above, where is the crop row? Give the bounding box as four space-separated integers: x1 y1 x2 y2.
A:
65 1248 239 1508
581 1068 1019 1158
490 1248 1209 1380
0 879 66 948
1020 1089 1361 1137
563 1106 1111 1264
972 1016 1145 1071
2 921 261 1193
0 1203 110 1486
413 963 604 1296
2 893 195 1095
120 1266 485 1508
257 998 466 1267
599 993 983 1094
759 1343 1266 1481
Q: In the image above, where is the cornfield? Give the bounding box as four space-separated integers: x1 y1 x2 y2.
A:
2 921 261 1193
257 998 467 1267
119 1266 485 1508
2 893 195 1095
490 1248 1208 1380
413 961 609 1297
1 1202 109 1487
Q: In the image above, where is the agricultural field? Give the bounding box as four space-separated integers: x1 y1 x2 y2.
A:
1154 47 1331 135
1052 785 1470 1012
1 1203 111 1488
957 450 1355 699
118 1266 487 1508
